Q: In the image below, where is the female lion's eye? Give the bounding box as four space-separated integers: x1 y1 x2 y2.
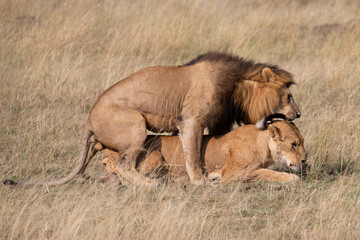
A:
292 142 297 148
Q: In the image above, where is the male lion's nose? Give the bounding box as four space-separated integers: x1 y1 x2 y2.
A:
296 111 301 118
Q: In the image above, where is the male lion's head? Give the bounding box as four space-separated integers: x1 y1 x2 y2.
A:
262 67 301 119
268 121 307 173
235 67 301 129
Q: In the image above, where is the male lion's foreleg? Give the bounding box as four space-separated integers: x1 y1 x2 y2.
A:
178 118 205 185
249 169 300 183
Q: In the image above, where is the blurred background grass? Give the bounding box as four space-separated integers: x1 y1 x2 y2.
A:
1 0 359 239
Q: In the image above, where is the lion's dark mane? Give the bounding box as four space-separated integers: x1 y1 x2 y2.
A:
183 52 294 135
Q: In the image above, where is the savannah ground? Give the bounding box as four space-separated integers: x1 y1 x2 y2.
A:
1 0 359 239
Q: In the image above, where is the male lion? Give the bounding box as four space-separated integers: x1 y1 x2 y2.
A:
102 120 307 184
4 52 301 186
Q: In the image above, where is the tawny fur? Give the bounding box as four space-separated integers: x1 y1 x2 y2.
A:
4 52 301 186
103 120 307 184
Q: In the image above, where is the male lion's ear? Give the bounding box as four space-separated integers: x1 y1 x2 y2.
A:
262 67 276 83
268 124 282 140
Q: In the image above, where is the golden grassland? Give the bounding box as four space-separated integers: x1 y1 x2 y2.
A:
1 0 359 239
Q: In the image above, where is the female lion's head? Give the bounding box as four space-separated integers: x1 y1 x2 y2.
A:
268 121 307 173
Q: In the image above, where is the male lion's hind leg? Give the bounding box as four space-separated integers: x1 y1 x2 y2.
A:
249 169 300 183
92 106 161 187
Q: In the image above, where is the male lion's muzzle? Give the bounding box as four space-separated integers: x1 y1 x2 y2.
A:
287 110 301 121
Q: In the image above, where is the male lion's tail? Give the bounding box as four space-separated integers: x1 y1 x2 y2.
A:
3 121 93 186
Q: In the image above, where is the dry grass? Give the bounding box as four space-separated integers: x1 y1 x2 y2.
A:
1 0 359 239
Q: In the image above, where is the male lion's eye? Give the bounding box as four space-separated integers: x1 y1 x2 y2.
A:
292 142 297 148
287 95 292 103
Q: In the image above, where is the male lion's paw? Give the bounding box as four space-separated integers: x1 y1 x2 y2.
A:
190 177 205 186
208 171 221 186
188 170 206 185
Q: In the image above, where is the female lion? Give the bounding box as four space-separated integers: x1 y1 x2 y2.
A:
102 120 307 184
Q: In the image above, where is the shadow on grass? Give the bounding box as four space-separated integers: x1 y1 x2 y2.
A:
323 159 360 176
308 157 360 181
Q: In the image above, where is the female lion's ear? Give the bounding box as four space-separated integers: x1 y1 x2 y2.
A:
268 124 282 140
262 67 277 83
